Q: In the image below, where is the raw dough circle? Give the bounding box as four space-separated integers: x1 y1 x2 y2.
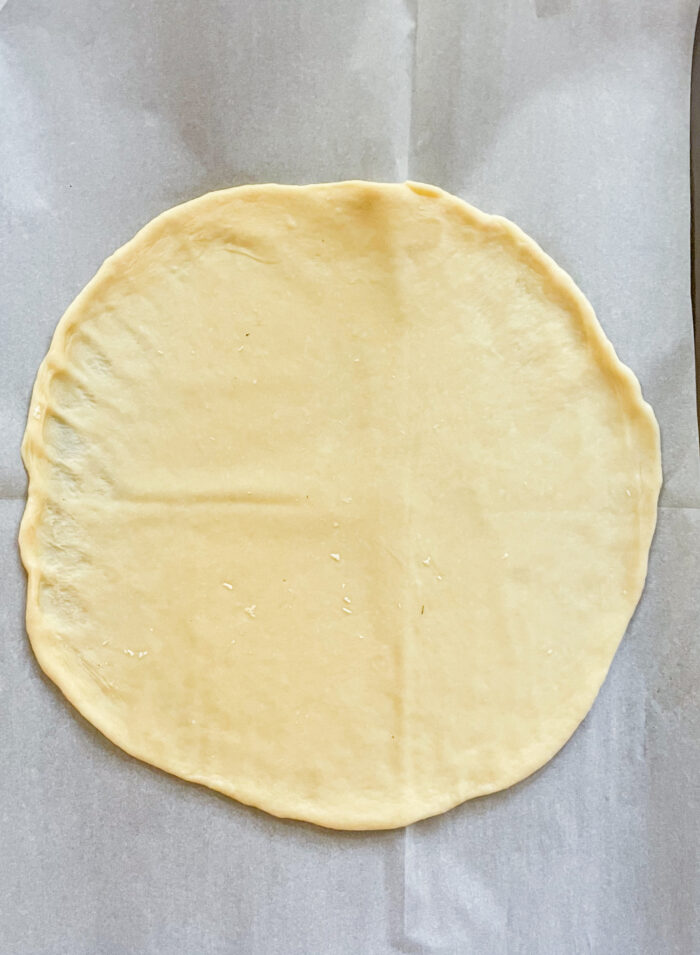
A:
20 181 661 829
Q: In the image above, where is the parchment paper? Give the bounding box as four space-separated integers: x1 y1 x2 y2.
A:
1 2 699 952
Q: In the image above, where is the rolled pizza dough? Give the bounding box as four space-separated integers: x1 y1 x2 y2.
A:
20 181 661 829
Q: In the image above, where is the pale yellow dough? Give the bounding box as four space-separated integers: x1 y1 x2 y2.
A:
20 181 661 829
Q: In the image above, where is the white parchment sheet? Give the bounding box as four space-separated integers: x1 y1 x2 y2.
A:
1 2 698 952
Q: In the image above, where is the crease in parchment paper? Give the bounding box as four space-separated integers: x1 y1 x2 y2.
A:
399 0 418 181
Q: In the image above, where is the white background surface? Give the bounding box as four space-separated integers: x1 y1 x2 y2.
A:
1 1 699 952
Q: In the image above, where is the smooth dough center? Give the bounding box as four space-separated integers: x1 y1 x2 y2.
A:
20 181 661 829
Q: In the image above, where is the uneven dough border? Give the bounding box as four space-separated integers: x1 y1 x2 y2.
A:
19 182 662 829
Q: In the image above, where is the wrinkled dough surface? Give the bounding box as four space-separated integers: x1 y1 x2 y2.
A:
20 181 661 829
